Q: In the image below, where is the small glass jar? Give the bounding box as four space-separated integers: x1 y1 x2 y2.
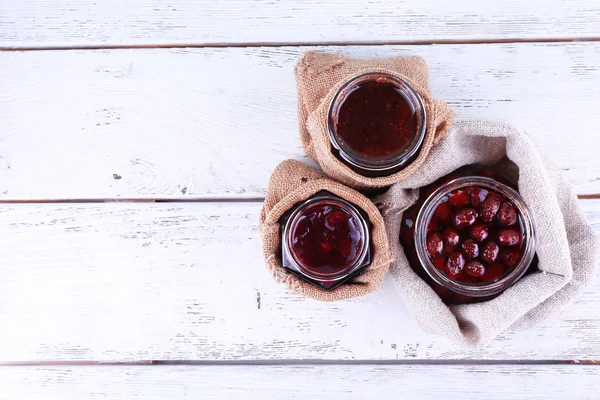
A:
400 165 537 304
279 191 372 290
327 72 427 177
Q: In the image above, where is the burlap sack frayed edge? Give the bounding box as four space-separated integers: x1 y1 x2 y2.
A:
295 51 455 190
259 159 394 301
374 120 600 347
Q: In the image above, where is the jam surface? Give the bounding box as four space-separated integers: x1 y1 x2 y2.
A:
400 165 536 304
291 203 363 276
334 81 418 161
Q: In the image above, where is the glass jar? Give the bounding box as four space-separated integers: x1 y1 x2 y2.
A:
327 72 427 177
279 191 372 290
400 165 537 304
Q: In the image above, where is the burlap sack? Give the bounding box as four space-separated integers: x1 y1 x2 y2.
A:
295 51 455 190
374 120 600 347
259 160 394 301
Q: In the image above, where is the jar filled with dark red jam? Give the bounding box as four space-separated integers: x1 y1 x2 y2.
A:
280 191 372 290
327 72 427 177
400 165 537 304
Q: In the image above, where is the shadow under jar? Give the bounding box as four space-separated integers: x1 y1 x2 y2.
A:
327 72 427 177
400 165 537 304
279 191 372 290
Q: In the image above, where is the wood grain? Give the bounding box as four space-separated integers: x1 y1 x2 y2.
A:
2 1 600 47
0 200 597 362
1 364 599 399
0 43 599 200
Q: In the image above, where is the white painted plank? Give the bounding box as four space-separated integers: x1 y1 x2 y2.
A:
0 200 598 362
2 1 600 47
1 43 600 200
1 365 599 399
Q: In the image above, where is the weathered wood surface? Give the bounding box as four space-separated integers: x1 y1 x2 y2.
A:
2 2 600 396
0 201 597 362
1 43 599 200
2 0 600 47
1 364 599 399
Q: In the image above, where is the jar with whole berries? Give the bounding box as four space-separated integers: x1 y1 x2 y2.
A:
400 164 537 304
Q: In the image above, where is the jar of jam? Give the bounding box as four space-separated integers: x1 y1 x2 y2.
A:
327 72 427 177
400 165 537 304
280 191 372 290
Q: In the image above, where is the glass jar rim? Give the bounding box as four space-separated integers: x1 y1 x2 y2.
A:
414 176 537 297
282 194 371 281
327 72 427 174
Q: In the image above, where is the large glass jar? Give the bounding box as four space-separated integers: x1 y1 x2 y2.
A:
400 165 537 304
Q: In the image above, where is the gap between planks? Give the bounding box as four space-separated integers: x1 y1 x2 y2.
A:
0 359 598 367
0 195 597 204
2 36 600 52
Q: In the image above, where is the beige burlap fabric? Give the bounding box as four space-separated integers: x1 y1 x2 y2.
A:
374 120 600 347
295 51 455 190
259 160 394 301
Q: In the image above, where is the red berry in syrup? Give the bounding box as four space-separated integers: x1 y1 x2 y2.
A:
470 222 489 242
442 244 454 256
426 233 444 257
448 189 470 207
466 261 486 277
482 263 505 281
432 256 447 271
461 239 479 260
482 241 499 263
443 226 461 247
498 229 522 247
325 210 348 229
434 202 453 224
446 251 466 278
319 238 335 253
453 207 477 228
499 248 521 267
497 201 517 226
481 196 501 222
427 216 440 235
468 187 489 208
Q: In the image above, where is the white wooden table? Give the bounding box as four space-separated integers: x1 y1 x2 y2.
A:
1 1 600 398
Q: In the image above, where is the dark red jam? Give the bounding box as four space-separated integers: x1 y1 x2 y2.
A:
334 81 418 161
280 191 372 290
400 165 537 304
291 203 363 275
328 73 426 176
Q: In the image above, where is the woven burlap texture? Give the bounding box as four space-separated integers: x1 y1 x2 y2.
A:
259 160 394 301
374 120 600 347
295 51 455 190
